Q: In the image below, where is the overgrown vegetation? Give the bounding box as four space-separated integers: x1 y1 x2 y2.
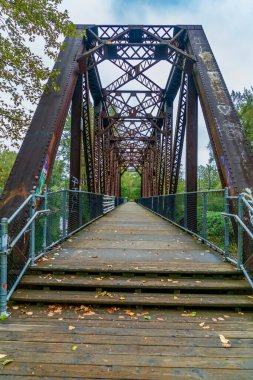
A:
121 171 141 200
0 0 75 149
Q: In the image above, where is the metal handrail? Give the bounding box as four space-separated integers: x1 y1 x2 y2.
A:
0 189 127 316
10 209 50 248
7 194 33 224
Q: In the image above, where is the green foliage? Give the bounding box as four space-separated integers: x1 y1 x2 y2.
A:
198 143 221 191
49 115 70 190
231 87 253 147
0 149 17 194
121 171 141 200
0 0 75 148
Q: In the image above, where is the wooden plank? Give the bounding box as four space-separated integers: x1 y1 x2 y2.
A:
2 323 253 338
4 319 253 331
11 289 253 307
30 262 239 274
1 350 253 369
2 340 253 357
1 363 253 379
20 274 249 290
1 331 253 346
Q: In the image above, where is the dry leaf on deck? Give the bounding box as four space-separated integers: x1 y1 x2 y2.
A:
219 334 231 347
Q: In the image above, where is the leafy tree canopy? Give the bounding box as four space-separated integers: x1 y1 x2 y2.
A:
231 87 253 147
0 0 75 148
0 149 16 193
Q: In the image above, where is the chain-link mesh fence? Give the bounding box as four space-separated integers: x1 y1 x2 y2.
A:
1 190 127 300
137 190 230 254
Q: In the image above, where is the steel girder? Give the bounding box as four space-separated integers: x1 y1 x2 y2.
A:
1 24 253 223
82 72 95 192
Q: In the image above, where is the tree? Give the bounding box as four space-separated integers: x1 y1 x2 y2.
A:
197 143 221 191
0 149 17 193
231 87 253 147
121 171 141 200
0 0 75 149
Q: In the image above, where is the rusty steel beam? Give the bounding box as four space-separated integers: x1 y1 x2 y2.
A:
82 72 95 192
170 73 187 194
0 28 84 218
186 74 198 232
187 26 253 195
70 74 82 191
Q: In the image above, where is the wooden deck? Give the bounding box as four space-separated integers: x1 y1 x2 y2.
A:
1 202 253 379
1 306 253 379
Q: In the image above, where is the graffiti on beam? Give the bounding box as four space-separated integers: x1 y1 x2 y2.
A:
36 154 49 195
70 176 79 214
220 155 233 190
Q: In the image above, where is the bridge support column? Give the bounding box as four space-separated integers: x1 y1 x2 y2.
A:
69 74 82 232
186 74 198 232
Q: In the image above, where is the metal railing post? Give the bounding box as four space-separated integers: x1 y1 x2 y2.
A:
203 192 207 240
42 186 47 252
62 190 67 241
184 193 188 229
224 187 229 259
0 218 9 316
237 194 244 269
79 192 83 228
29 191 36 266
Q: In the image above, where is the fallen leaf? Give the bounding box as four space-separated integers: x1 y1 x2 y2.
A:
144 315 151 320
157 317 165 321
0 354 7 359
68 326 75 331
248 296 253 299
25 311 33 316
107 308 117 314
212 318 217 322
199 322 205 327
2 359 13 366
174 296 178 299
203 325 210 329
218 317 224 321
219 334 231 347
12 306 19 310
191 311 197 317
224 315 230 318
119 297 125 301
84 311 96 316
124 310 135 317
71 345 78 351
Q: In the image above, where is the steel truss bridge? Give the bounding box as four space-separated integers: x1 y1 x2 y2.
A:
1 24 253 218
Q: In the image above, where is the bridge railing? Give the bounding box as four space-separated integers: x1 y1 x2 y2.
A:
138 189 253 273
0 189 127 316
137 190 227 253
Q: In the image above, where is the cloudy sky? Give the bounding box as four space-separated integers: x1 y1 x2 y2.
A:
58 0 253 166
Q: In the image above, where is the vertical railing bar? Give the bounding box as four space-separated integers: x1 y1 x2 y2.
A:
62 190 67 241
29 191 36 266
0 218 9 316
237 193 244 269
224 187 230 259
203 192 207 240
42 186 48 252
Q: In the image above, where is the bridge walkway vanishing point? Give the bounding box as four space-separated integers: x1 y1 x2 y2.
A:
1 202 253 379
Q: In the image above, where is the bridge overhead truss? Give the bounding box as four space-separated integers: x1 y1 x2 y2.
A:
1 24 253 217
